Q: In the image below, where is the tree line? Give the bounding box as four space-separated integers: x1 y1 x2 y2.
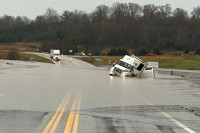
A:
1 3 200 55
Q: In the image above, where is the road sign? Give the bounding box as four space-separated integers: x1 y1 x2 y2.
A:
96 58 102 61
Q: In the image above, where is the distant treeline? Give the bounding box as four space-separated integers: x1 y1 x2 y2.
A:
1 3 200 55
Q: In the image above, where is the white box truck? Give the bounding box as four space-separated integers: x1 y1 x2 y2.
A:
110 55 155 77
50 49 61 61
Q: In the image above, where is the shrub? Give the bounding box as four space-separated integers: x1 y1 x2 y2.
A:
184 48 190 54
138 48 147 56
8 48 19 60
107 48 128 56
153 47 161 55
195 48 200 55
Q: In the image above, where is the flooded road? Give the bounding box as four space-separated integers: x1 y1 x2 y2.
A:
0 55 200 133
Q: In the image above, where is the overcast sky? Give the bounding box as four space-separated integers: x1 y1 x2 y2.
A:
1 0 200 19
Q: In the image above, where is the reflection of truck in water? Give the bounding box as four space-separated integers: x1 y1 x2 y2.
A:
110 55 155 77
50 49 61 61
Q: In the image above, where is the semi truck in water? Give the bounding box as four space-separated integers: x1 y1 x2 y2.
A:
50 49 61 61
109 55 155 77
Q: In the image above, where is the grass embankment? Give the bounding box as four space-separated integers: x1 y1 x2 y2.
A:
75 56 200 70
19 53 54 64
140 56 200 70
0 42 40 59
75 56 123 66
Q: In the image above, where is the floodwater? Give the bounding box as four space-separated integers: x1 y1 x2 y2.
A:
0 57 200 133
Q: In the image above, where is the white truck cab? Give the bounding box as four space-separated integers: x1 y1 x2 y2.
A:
50 49 61 61
110 55 154 77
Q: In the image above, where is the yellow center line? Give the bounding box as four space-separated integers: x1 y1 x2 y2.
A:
72 95 82 133
49 95 70 133
66 58 80 66
64 96 78 133
42 95 68 133
71 61 80 66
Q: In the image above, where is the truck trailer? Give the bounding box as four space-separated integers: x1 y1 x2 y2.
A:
110 55 155 77
50 49 61 61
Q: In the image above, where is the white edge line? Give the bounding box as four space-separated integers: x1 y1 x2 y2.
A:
160 111 196 133
139 96 196 133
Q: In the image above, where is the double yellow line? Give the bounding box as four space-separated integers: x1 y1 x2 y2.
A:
71 61 80 66
67 58 80 66
42 93 82 133
64 95 81 133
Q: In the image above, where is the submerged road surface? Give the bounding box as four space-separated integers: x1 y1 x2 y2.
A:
0 55 200 133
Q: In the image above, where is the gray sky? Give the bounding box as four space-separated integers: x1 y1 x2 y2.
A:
1 0 200 19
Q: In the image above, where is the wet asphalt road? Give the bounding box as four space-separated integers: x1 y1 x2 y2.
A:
0 53 200 133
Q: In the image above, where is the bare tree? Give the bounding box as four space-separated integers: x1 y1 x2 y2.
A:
44 8 60 23
128 3 142 19
35 15 46 23
91 5 110 23
0 15 15 29
192 6 200 19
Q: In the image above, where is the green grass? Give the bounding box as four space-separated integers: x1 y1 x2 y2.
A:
75 56 200 70
75 56 123 66
19 53 54 64
158 57 200 70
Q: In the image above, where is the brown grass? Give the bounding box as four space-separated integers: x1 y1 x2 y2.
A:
0 42 40 59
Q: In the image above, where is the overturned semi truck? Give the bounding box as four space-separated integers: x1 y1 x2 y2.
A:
109 55 155 77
